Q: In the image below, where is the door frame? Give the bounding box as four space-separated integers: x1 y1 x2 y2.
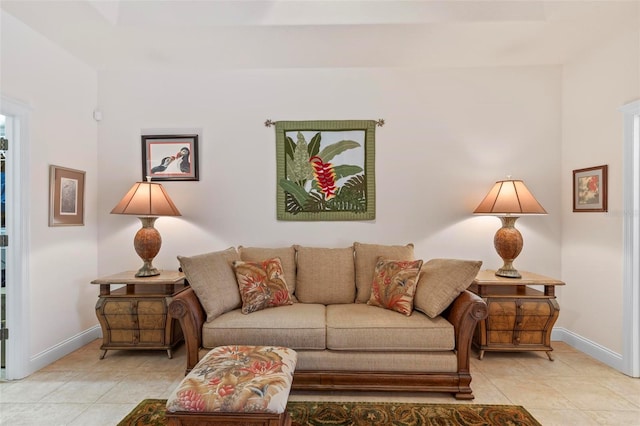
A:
621 99 640 378
0 95 31 380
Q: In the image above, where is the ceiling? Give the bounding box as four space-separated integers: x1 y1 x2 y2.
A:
2 0 639 70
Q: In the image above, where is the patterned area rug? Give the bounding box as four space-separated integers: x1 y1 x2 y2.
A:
119 399 542 426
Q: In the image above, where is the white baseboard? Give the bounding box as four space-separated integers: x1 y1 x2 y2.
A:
552 327 624 372
27 325 101 375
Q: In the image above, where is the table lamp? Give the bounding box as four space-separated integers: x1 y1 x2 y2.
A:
111 177 181 277
474 179 547 278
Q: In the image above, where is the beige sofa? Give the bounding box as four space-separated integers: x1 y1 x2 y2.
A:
169 243 488 400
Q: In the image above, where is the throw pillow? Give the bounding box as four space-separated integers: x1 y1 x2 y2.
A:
367 258 423 316
232 257 293 314
354 242 415 303
177 247 241 322
238 246 297 300
414 258 483 318
294 245 356 304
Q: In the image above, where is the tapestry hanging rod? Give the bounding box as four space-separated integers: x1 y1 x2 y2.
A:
264 119 385 127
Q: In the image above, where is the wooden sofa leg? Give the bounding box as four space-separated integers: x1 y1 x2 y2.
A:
455 372 475 400
455 390 475 400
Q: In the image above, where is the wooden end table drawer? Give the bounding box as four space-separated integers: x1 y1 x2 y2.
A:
91 270 187 359
471 270 564 360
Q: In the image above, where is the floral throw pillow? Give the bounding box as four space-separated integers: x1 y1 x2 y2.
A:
233 257 293 314
367 258 423 316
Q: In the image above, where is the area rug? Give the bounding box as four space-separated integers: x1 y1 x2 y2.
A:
118 399 541 426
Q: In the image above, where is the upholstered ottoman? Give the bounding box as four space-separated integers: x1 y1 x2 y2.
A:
165 345 297 426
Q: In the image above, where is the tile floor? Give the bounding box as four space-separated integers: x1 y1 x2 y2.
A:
0 340 639 425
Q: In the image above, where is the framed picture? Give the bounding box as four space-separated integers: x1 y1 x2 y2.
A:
141 134 199 181
275 120 376 221
49 165 85 226
573 165 608 212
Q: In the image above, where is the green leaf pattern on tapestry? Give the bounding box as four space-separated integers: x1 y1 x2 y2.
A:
317 140 360 162
279 178 310 206
287 132 314 183
284 136 296 160
307 132 321 158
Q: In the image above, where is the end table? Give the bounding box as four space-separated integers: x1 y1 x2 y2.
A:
91 270 187 359
469 270 565 361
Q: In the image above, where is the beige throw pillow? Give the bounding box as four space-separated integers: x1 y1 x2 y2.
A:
354 242 415 303
295 245 355 304
177 247 241 322
238 246 297 300
414 258 482 318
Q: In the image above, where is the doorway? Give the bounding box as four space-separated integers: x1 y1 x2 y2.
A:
621 99 640 378
0 114 5 379
0 96 30 380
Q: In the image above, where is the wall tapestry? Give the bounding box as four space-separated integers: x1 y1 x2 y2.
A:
274 120 377 221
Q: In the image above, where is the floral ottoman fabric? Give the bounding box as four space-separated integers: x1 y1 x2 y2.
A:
166 345 297 414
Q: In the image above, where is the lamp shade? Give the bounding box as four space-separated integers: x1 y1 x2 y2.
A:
474 179 546 216
111 180 181 217
111 180 181 277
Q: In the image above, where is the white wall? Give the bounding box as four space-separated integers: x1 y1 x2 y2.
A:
560 27 640 357
97 66 562 280
0 11 99 370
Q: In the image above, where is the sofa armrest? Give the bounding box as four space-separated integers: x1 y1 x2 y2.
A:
169 287 206 374
444 290 488 373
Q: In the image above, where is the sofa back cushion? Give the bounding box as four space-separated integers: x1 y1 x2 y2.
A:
238 246 297 300
414 258 482 318
353 242 415 303
294 245 355 304
177 247 241 321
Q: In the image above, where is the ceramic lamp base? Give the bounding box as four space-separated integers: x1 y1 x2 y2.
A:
134 216 161 277
494 216 523 279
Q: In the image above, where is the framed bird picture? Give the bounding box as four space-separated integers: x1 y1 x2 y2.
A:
141 134 199 181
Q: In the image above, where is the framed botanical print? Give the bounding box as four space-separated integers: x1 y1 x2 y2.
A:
49 165 85 226
573 165 608 212
141 134 199 181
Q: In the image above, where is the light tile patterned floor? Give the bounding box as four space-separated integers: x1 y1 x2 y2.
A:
0 340 639 425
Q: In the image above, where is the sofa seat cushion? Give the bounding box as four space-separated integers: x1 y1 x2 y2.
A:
202 303 326 350
326 304 454 351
